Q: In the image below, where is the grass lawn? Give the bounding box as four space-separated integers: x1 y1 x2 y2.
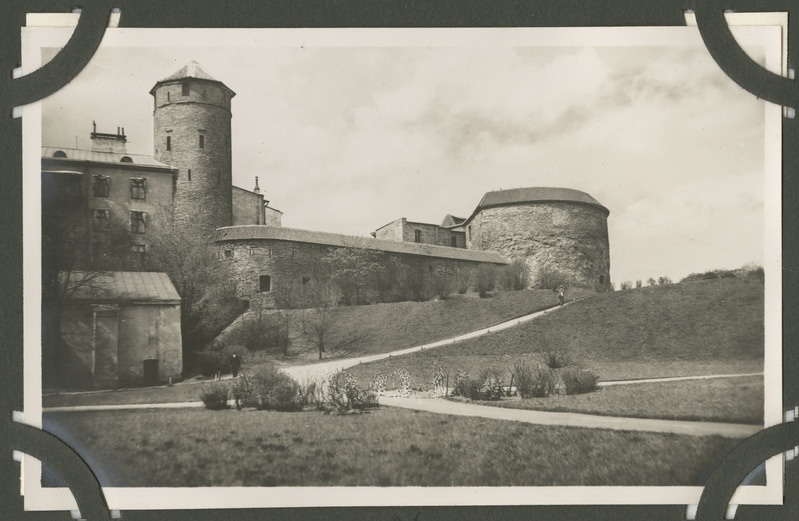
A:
346 277 764 387
43 407 744 487
466 376 764 424
220 287 594 368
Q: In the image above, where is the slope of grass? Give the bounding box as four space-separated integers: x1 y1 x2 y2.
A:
468 376 764 424
222 287 594 368
43 408 744 487
346 277 764 386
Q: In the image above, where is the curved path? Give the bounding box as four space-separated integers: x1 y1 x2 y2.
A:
282 299 583 382
377 396 761 439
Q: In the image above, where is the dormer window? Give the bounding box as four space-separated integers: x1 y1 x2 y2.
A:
120 156 133 163
53 150 67 158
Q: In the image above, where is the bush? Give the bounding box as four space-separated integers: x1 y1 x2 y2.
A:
229 311 288 352
200 384 230 410
500 259 530 290
513 359 555 398
560 367 599 395
540 331 571 369
236 364 303 411
475 265 497 298
452 371 483 400
537 267 567 290
327 370 379 412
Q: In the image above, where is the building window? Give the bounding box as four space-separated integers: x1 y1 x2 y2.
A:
451 236 458 247
92 175 110 197
259 275 272 293
130 211 147 234
182 81 190 96
224 249 233 258
53 150 67 158
187 169 192 181
199 134 204 149
467 225 472 242
132 244 146 262
93 209 109 231
166 135 171 151
167 91 170 102
130 178 146 200
414 230 422 243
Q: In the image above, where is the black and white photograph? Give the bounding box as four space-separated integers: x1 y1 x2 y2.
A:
22 21 782 510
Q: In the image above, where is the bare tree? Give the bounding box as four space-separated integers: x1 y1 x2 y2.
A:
146 207 245 355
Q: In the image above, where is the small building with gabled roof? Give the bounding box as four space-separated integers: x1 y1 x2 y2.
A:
58 271 182 389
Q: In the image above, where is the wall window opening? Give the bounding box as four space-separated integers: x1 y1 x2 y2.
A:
132 244 146 262
182 81 190 96
451 236 458 247
414 229 422 243
130 211 147 234
199 134 204 149
93 209 109 231
187 169 192 181
259 275 272 293
166 136 171 151
92 175 110 197
130 178 147 200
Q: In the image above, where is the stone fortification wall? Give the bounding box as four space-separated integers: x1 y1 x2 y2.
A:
218 237 505 309
153 79 233 232
468 202 610 289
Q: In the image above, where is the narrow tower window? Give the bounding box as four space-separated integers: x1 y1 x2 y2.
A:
167 91 170 102
182 81 190 96
187 169 192 181
202 89 207 100
166 136 171 151
199 134 204 149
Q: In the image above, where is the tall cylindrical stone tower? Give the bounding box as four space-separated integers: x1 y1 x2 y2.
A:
150 61 235 232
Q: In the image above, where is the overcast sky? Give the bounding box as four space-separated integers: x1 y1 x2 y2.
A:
37 27 775 285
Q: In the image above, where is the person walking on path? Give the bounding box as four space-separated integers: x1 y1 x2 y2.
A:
230 353 241 378
558 286 565 306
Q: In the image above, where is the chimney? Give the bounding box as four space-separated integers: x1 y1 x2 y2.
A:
90 122 128 154
253 176 261 194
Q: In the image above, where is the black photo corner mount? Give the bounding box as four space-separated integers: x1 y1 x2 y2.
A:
1 1 796 520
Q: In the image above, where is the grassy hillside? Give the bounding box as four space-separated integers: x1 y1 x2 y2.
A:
346 277 764 385
217 287 594 368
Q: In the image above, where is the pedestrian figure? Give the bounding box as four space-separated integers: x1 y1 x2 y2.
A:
558 287 565 306
230 353 241 378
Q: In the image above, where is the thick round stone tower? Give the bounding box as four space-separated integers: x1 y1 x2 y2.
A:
150 61 235 232
465 187 611 290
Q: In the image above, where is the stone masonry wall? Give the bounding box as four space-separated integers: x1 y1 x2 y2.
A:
220 239 496 309
468 203 610 289
153 80 233 233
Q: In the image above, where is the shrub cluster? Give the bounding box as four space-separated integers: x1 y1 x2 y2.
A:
200 384 230 410
560 367 599 395
326 370 379 413
451 368 507 401
512 359 556 398
228 364 303 411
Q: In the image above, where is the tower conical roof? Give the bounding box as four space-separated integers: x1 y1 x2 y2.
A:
160 61 218 82
150 61 235 96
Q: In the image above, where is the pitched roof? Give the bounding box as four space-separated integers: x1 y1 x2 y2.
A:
440 214 467 228
214 226 508 264
160 61 218 82
42 147 173 169
63 272 181 304
475 187 609 214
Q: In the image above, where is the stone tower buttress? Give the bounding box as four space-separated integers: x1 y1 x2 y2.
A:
150 61 235 233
